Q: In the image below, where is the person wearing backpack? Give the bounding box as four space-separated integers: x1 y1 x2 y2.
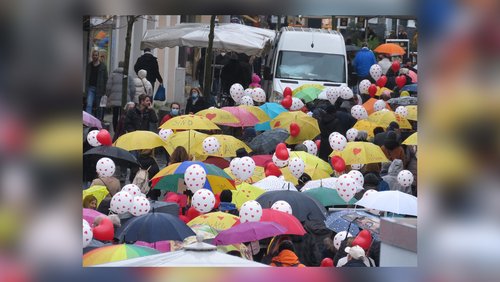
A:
129 149 160 200
269 240 305 267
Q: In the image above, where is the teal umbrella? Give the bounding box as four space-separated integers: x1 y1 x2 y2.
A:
255 103 288 131
303 187 356 207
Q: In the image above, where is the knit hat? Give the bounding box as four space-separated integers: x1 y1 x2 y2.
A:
345 245 365 260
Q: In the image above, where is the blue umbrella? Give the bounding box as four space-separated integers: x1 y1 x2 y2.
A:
401 84 417 93
255 103 287 131
117 212 195 243
324 210 380 240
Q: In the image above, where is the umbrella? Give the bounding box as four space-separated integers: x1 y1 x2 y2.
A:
83 244 160 266
190 224 219 238
187 211 239 231
270 111 320 144
152 161 235 194
367 110 412 129
289 151 334 175
408 70 418 83
248 128 290 154
223 166 266 185
255 103 288 131
374 43 406 55
401 84 418 93
83 145 139 167
213 221 287 245
83 111 102 129
159 114 220 130
192 134 252 158
353 119 379 138
253 176 298 192
113 130 167 151
83 239 110 254
82 185 109 207
301 177 338 191
355 190 418 216
251 154 273 167
203 156 230 169
220 106 260 127
231 183 266 209
256 190 327 222
324 210 381 239
362 98 392 115
387 96 418 108
163 130 208 157
239 105 270 123
329 141 389 165
292 84 325 103
134 240 171 253
324 210 361 235
402 132 417 145
303 187 356 207
149 200 179 216
281 165 331 185
83 208 105 226
406 105 417 121
235 208 306 236
196 108 240 124
118 212 195 243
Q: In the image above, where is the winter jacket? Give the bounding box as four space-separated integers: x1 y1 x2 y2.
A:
342 258 368 267
86 61 108 96
270 250 305 267
105 67 136 107
133 70 153 103
381 145 406 167
124 107 158 133
352 48 377 77
318 111 356 162
218 202 239 215
185 97 208 114
134 52 163 86
292 219 332 266
381 159 411 194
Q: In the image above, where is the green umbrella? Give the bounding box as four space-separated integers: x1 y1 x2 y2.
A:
302 187 356 207
292 84 325 103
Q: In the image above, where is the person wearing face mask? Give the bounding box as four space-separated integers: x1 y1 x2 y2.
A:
160 102 181 126
185 87 208 114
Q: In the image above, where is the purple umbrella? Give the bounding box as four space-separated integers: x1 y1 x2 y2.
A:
83 111 102 129
212 221 287 246
83 208 105 225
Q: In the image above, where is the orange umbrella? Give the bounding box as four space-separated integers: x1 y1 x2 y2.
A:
374 43 405 55
362 98 392 115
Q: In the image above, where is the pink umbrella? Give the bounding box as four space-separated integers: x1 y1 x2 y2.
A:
221 107 260 127
251 155 272 167
83 111 102 129
83 208 105 225
213 221 287 245
408 70 418 83
135 240 171 252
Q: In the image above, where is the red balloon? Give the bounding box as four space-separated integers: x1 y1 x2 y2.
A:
275 143 289 160
96 129 112 146
320 258 334 267
178 215 190 224
315 140 321 150
368 84 378 98
265 162 282 177
376 75 387 88
186 206 201 220
214 193 221 209
330 156 346 173
281 96 292 108
352 230 372 251
92 216 114 241
283 87 293 98
396 75 407 89
391 61 400 73
290 122 300 137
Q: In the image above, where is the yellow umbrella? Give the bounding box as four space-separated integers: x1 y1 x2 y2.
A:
159 114 220 130
368 110 412 129
289 151 334 175
196 108 240 124
192 134 253 158
224 166 266 185
329 141 389 165
402 132 417 145
231 183 265 209
83 185 109 207
164 130 209 156
238 105 270 122
187 211 239 231
353 120 379 138
113 130 167 151
282 165 331 185
406 105 417 121
270 111 320 144
376 87 392 97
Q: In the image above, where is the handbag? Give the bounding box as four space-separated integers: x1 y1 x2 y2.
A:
99 95 108 107
154 84 166 101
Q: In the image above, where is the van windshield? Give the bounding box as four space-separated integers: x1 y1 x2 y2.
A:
276 51 345 83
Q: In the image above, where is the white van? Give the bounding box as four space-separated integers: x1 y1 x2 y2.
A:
263 27 348 101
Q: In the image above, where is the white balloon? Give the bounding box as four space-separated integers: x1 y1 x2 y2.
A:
351 105 368 120
333 231 352 250
358 79 371 94
130 196 151 216
230 158 241 177
346 128 359 142
288 157 305 178
302 140 318 155
110 191 134 214
251 87 266 103
239 95 254 106
325 87 340 104
87 130 101 147
191 189 216 214
83 220 93 248
369 64 383 81
244 88 253 97
202 137 221 154
122 184 142 197
239 200 263 223
235 156 256 181
374 100 386 112
159 129 174 141
96 157 116 177
230 83 245 102
329 132 347 151
348 170 364 192
272 153 289 168
351 164 364 170
339 86 354 100
397 170 414 187
362 189 378 199
290 97 304 111
271 200 293 215
335 174 357 203
395 106 409 118
184 164 207 192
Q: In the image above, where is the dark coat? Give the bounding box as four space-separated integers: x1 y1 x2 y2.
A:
185 97 208 114
292 219 332 266
343 258 367 267
318 110 356 162
221 59 252 94
86 62 108 96
134 53 163 86
124 107 158 133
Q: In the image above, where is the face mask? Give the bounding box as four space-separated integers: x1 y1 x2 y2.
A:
171 109 179 115
192 93 199 98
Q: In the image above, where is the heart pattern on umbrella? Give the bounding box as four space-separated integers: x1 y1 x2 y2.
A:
205 113 217 120
353 148 362 155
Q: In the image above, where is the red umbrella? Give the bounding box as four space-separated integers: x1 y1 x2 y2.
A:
251 155 272 167
234 208 306 236
203 156 230 169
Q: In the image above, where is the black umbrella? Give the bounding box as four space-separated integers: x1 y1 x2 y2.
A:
117 212 195 243
255 190 327 222
83 239 112 254
248 128 290 154
83 145 139 167
149 201 179 216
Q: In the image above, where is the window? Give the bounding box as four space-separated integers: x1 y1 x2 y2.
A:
276 51 345 83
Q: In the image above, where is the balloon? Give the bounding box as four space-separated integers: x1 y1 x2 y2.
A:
214 193 220 209
328 132 347 151
396 75 407 89
376 75 388 88
397 170 414 187
315 140 321 150
121 184 142 197
96 129 112 146
191 189 216 214
369 64 383 81
281 96 292 108
358 79 371 94
96 157 116 177
333 231 352 250
391 61 400 73
87 130 101 147
352 230 372 251
130 196 151 216
92 216 114 241
184 164 207 192
290 97 304 111
83 220 93 248
230 83 244 102
368 84 378 98
345 128 359 142
348 170 364 192
179 215 190 224
271 200 293 215
239 200 263 223
229 158 241 177
395 106 408 118
320 258 334 267
283 87 292 97
287 157 305 178
244 88 253 97
330 156 346 173
374 100 386 112
186 206 201 220
335 174 356 202
202 136 221 154
351 105 368 120
159 129 174 141
275 143 289 161
251 88 266 103
362 189 378 199
235 156 256 181
239 95 254 106
110 191 133 214
265 162 282 177
289 122 300 137
324 87 340 104
400 90 410 97
339 86 353 100
302 140 318 155
272 153 289 168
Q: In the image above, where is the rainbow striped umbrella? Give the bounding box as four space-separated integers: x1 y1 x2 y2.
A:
83 244 159 266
